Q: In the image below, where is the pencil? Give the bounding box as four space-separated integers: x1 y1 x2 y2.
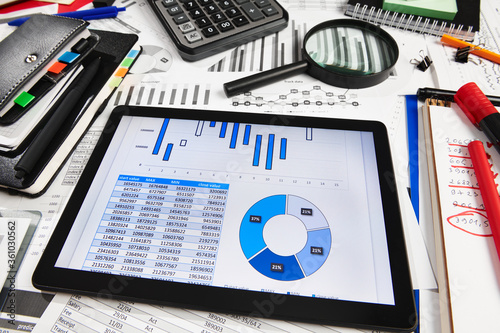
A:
441 34 500 65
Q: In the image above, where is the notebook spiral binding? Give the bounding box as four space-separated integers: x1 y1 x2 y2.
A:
347 3 475 41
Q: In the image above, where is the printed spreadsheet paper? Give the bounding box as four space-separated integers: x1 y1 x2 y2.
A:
423 102 500 332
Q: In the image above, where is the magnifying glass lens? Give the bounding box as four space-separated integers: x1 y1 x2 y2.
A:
223 19 399 97
305 26 398 76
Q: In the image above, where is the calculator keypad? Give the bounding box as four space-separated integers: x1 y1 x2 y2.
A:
150 0 288 61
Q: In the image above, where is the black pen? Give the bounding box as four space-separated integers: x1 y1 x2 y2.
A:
14 57 101 179
417 87 500 107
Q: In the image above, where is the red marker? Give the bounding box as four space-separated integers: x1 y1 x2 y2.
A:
455 82 500 155
468 140 500 260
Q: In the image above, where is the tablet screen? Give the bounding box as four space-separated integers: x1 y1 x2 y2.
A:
56 112 393 303
34 106 415 331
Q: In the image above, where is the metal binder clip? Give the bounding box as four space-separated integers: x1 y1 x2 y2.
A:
410 50 433 72
455 46 471 63
455 45 483 65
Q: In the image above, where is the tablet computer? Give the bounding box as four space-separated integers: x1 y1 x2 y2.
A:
33 106 416 331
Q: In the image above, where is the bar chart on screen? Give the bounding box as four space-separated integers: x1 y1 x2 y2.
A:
123 117 349 190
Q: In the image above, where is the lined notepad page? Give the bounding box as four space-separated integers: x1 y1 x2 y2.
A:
424 103 500 332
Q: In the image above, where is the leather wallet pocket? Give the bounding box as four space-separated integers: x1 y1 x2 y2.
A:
0 15 92 121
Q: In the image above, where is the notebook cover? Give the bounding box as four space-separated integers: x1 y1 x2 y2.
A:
0 15 89 113
0 29 140 196
346 0 480 33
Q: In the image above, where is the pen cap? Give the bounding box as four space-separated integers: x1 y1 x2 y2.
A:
455 82 498 124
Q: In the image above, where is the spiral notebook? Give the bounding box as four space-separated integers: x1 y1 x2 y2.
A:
422 99 500 332
345 0 479 41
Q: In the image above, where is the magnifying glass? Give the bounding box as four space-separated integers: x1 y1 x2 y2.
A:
223 19 399 97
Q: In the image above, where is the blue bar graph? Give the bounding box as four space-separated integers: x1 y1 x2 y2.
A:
220 122 228 138
163 143 174 161
152 120 307 171
230 123 239 149
243 125 251 145
266 134 275 170
153 118 170 155
253 135 262 166
280 138 287 159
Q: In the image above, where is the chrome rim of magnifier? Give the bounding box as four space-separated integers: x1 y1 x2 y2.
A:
303 19 399 89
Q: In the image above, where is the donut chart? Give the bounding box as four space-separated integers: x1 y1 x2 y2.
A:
240 195 331 281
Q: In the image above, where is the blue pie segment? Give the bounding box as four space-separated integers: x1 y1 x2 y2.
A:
297 228 331 276
249 248 305 281
240 194 286 259
240 195 331 281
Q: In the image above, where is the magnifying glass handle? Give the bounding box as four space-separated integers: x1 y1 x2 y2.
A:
223 60 309 97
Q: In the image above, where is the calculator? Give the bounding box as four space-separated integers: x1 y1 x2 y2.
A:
148 0 289 61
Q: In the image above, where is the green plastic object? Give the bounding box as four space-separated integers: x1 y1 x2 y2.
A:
13 91 35 108
382 0 458 21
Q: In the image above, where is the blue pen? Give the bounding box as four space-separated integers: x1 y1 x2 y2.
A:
8 6 126 26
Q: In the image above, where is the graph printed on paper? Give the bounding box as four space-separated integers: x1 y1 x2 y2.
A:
110 81 363 111
207 19 309 73
229 86 361 110
112 83 212 107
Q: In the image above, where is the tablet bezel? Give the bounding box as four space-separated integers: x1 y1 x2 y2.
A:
33 106 416 331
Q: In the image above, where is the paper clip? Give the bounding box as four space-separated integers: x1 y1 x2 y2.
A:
410 50 433 72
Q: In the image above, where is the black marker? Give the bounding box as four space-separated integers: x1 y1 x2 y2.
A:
14 58 101 179
417 87 500 107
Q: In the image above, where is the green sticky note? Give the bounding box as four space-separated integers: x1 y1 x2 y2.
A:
14 91 35 107
120 58 134 68
382 0 458 21
108 77 123 88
